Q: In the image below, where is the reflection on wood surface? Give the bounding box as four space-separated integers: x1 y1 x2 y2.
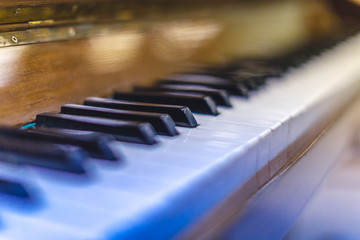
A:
0 0 348 125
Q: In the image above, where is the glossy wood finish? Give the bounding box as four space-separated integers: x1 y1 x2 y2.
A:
0 1 332 126
0 36 173 126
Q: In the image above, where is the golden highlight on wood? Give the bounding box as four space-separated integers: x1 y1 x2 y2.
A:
0 0 347 126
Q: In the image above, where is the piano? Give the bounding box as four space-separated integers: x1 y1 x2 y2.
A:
0 0 359 239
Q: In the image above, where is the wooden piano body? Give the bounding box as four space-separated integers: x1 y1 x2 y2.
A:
0 0 339 126
0 0 359 239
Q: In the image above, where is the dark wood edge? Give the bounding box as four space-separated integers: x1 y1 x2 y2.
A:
0 0 287 7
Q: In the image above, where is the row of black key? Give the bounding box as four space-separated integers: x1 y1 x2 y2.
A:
0 39 348 199
0 59 284 199
29 60 280 168
34 67 272 146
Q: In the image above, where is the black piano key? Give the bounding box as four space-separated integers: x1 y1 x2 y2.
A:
233 60 283 77
36 113 157 145
176 69 261 91
0 178 30 199
158 74 249 97
134 85 232 107
61 104 178 136
84 97 198 128
113 91 219 115
0 126 119 161
229 74 266 90
243 78 259 90
0 138 87 174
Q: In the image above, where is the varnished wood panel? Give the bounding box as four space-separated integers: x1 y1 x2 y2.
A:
0 37 182 126
0 0 327 126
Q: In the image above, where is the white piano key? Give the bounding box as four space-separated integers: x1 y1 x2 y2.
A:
29 173 145 213
102 160 197 183
103 140 259 240
196 111 282 127
0 164 154 221
194 119 269 135
195 108 287 175
113 142 215 169
0 187 126 239
0 162 175 232
1 213 85 240
98 171 175 195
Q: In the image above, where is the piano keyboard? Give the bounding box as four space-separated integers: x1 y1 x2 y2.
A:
0 33 360 240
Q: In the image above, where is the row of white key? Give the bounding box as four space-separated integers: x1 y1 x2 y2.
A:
0 34 360 239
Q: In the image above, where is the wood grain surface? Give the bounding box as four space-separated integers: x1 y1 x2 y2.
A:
0 0 325 126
